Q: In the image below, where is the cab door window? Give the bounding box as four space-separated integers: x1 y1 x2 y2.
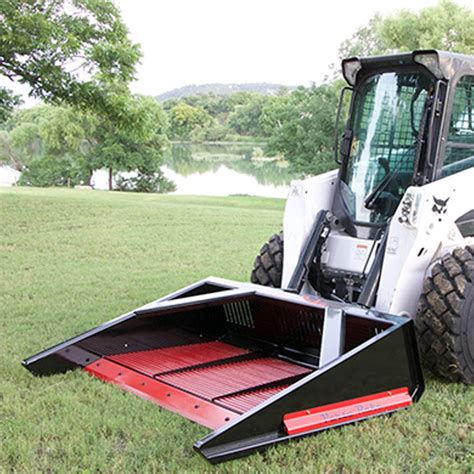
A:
442 76 474 177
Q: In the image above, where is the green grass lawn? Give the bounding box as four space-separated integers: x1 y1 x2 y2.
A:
1 187 472 473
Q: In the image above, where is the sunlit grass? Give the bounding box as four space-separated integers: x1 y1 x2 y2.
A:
0 187 472 472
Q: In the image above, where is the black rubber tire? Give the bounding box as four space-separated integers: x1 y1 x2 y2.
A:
250 232 283 288
415 246 474 384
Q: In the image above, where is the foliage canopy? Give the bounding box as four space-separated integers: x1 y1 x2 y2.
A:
0 0 141 123
1 97 170 190
339 0 474 58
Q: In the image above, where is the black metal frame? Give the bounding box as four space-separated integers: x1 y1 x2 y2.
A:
196 313 422 463
334 86 354 165
23 277 424 464
357 230 388 307
285 210 329 294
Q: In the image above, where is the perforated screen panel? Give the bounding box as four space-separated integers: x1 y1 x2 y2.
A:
343 71 435 223
354 74 428 176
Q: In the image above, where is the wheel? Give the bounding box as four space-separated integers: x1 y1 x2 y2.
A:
250 232 283 288
415 246 474 384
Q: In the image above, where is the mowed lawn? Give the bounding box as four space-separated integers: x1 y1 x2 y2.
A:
0 187 472 473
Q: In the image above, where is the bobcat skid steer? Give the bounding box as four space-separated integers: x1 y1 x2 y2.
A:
23 50 473 463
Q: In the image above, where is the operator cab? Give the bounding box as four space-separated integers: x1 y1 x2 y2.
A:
339 71 435 228
313 51 473 303
333 57 440 238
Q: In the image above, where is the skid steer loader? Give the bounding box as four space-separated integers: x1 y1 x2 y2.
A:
23 50 473 463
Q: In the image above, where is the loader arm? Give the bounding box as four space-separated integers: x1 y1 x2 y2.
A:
282 170 337 289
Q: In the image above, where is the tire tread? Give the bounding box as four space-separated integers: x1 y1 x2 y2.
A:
250 232 283 288
415 245 474 384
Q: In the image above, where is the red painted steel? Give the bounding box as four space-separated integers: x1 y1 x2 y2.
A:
283 387 413 435
84 358 239 429
216 385 290 413
106 341 249 376
157 358 311 400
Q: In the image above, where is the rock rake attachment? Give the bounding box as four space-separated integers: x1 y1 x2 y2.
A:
23 277 423 463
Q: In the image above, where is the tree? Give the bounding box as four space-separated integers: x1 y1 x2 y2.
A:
10 97 169 190
0 0 141 123
228 94 267 137
90 96 168 189
264 84 341 175
0 87 21 122
12 105 94 186
260 94 293 136
339 0 474 58
9 123 41 163
168 102 212 140
0 130 21 169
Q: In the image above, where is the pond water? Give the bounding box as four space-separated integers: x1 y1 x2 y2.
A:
161 143 297 198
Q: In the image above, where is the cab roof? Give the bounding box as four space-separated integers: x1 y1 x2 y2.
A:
342 50 474 85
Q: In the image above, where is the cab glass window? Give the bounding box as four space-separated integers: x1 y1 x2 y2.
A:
443 76 474 177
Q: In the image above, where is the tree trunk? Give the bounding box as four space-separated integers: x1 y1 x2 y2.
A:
108 167 113 191
87 169 93 187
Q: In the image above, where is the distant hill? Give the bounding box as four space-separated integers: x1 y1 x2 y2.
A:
156 83 295 101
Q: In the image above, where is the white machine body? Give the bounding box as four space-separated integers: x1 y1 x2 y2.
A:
283 167 474 317
282 169 337 288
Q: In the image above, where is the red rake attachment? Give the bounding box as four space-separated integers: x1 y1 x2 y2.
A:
22 277 423 463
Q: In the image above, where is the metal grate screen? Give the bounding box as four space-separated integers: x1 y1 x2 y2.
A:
352 73 429 179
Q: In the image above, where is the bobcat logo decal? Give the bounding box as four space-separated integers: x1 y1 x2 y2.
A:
432 195 450 214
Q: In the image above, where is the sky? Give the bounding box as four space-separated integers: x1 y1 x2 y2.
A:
3 0 473 104
115 0 472 96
